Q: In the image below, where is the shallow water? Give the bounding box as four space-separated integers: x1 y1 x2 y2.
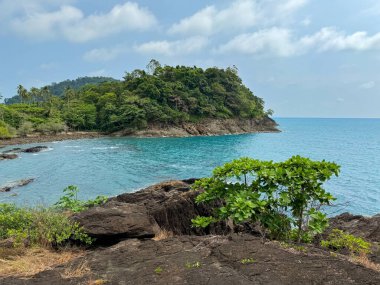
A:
1 118 379 215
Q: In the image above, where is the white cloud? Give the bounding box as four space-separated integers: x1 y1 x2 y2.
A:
63 2 157 42
217 28 297 57
135 37 208 56
11 6 83 40
359 81 375 89
8 2 157 42
83 46 127 62
168 0 308 36
300 28 380 52
301 17 311 27
218 27 380 57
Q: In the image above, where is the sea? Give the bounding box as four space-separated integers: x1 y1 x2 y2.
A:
0 118 379 216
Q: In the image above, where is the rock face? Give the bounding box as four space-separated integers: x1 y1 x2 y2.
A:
72 201 156 240
329 212 380 242
0 178 35 192
73 179 232 243
125 117 279 137
3 235 380 285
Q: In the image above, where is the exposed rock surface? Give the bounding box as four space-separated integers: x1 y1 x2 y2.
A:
72 179 233 244
72 201 156 240
0 178 35 192
329 212 380 242
2 234 380 285
129 117 279 137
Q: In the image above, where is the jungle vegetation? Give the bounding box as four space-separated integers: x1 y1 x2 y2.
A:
0 61 272 138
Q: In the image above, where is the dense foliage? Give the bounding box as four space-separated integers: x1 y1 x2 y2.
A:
321 229 371 255
0 186 107 248
192 156 340 242
0 61 271 136
4 76 118 104
0 204 92 247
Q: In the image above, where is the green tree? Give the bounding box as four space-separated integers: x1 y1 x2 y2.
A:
17 85 28 104
192 156 340 242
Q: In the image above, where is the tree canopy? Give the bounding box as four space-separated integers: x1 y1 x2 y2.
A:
0 61 272 135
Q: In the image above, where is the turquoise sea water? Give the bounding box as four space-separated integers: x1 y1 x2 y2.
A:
0 118 379 215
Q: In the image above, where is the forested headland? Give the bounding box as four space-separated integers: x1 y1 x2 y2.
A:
0 61 274 139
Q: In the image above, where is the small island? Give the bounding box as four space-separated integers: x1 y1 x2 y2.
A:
0 61 278 146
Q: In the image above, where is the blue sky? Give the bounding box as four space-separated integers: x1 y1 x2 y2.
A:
0 0 379 118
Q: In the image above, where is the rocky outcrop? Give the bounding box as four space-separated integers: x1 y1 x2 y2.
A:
0 153 18 160
1 146 47 158
73 179 233 244
329 212 380 243
0 178 35 192
22 146 48 153
122 117 279 137
72 201 156 241
3 234 380 285
2 180 380 284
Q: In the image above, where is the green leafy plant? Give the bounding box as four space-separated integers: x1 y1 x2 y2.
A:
192 156 340 243
154 266 163 274
321 229 371 256
0 203 93 247
54 185 107 213
240 258 256 264
185 261 202 269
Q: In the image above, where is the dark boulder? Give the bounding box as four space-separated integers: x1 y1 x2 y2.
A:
328 212 380 242
72 201 156 241
73 179 234 244
0 178 35 192
112 179 233 235
2 148 22 154
22 146 48 153
0 153 18 160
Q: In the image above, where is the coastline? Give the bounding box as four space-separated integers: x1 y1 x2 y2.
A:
0 117 279 147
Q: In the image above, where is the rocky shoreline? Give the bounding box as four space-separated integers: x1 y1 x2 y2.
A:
0 117 279 147
2 179 379 284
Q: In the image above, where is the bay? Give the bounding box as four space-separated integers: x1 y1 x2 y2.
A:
1 118 379 215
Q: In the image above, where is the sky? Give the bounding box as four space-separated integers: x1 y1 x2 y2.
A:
0 0 379 118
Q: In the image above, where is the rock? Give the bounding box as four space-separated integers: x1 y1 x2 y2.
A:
0 238 15 248
328 212 380 242
72 179 235 244
72 201 156 241
22 146 48 153
0 153 18 160
2 148 22 154
0 178 35 192
112 179 233 236
2 234 380 285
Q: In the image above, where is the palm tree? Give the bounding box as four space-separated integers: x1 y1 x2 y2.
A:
29 87 40 105
17 85 28 104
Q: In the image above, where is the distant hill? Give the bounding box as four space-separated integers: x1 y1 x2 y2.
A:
1 62 276 136
4 76 119 104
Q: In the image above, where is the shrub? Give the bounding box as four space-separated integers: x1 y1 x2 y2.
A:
0 120 16 139
54 185 108 213
0 204 92 247
321 229 371 256
192 156 340 242
36 121 67 134
17 121 34 137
